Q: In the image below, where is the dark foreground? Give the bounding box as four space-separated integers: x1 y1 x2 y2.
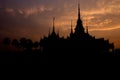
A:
0 49 120 66
1 50 120 78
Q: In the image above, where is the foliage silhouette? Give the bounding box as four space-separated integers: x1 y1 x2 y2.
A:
12 39 20 48
3 37 11 46
33 41 39 49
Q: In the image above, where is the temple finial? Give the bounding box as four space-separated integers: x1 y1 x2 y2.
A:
53 17 55 32
78 0 80 19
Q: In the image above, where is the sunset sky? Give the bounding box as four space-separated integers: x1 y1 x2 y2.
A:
0 0 120 48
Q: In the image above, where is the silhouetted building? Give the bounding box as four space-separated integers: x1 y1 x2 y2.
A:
40 2 114 60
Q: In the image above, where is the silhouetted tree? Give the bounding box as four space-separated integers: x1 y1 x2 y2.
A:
3 37 11 46
33 41 39 49
20 37 27 50
26 39 33 50
12 39 20 48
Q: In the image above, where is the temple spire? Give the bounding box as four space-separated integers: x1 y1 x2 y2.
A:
78 0 80 20
74 0 84 35
85 19 88 33
53 17 55 33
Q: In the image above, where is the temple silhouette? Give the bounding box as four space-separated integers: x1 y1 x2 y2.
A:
1 1 119 65
40 1 114 63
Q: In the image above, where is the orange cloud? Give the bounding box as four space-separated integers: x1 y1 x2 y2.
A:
5 8 15 16
5 8 14 13
89 26 120 31
17 5 53 17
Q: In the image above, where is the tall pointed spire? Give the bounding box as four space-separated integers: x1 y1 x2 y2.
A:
51 17 56 36
53 17 55 33
78 0 80 20
75 0 85 35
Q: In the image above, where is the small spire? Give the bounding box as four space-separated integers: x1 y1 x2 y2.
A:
53 17 55 33
85 19 88 33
